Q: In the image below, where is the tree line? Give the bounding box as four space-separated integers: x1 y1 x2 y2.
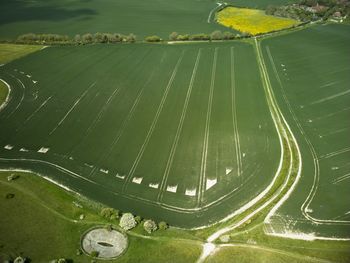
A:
16 32 137 44
145 30 249 42
15 30 247 45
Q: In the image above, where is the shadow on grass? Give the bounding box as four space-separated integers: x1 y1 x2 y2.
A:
0 0 97 25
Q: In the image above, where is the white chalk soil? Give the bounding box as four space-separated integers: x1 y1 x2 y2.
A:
82 228 128 259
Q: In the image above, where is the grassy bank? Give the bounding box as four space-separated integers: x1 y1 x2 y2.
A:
0 171 201 262
0 44 42 64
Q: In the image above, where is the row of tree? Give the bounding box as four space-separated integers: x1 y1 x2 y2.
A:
100 207 168 233
15 30 248 45
145 30 249 42
16 32 137 44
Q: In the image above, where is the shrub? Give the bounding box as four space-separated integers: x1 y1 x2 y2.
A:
190 33 210 41
158 221 169 230
169 31 179 41
135 215 142 224
5 193 15 199
145 35 161 42
223 31 235 40
177 34 189 41
58 259 67 263
7 174 19 181
100 207 119 220
120 213 137 230
143 219 158 233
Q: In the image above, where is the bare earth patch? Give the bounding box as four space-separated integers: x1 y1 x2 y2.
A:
82 228 128 259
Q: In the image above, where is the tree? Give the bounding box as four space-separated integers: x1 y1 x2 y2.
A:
143 219 157 233
126 33 136 43
190 33 210 41
100 207 119 220
177 34 189 41
158 221 169 230
211 30 223 40
74 34 82 44
82 33 93 44
223 31 234 40
120 213 137 230
169 31 179 41
145 35 161 42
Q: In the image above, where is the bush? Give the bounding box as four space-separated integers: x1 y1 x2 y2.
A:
135 215 142 224
190 33 210 41
120 213 137 230
177 34 189 41
223 31 235 40
7 174 20 181
145 35 161 42
143 219 158 233
211 30 223 40
100 207 119 220
158 221 169 230
169 31 179 41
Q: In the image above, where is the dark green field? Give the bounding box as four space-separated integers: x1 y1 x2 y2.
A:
0 0 231 41
0 41 281 227
262 24 350 238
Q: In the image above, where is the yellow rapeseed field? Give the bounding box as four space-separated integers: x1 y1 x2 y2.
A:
217 7 300 35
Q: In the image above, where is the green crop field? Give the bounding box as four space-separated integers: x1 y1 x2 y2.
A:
0 42 281 228
262 24 350 239
1 0 350 261
0 0 232 41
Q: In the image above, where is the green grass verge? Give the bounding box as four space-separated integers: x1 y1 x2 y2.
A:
0 171 201 262
0 44 42 64
0 80 8 106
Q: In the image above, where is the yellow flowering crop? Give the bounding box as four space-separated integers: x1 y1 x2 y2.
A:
217 7 300 35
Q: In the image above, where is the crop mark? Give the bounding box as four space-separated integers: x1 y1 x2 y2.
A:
157 49 202 202
230 47 243 181
49 82 96 135
198 47 218 206
123 51 185 191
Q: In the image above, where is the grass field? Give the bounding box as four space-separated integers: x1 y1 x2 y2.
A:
216 7 300 35
0 171 202 262
261 24 350 238
0 44 42 65
0 41 281 228
0 80 8 106
0 0 231 41
1 170 348 262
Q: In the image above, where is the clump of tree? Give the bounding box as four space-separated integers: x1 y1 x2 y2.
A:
143 219 158 233
119 213 137 230
265 0 350 22
145 35 162 42
100 207 120 220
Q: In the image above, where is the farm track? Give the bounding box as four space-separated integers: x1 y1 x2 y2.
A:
196 38 303 262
